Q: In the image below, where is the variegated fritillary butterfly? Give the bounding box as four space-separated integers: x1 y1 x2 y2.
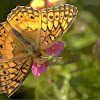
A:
0 4 78 97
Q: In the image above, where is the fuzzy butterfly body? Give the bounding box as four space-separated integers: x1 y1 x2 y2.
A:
0 4 78 97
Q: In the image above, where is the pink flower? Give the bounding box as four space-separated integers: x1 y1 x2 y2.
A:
47 0 52 7
0 59 2 61
31 61 49 76
46 41 64 55
31 63 40 76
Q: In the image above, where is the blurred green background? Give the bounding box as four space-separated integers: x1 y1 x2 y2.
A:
0 0 100 99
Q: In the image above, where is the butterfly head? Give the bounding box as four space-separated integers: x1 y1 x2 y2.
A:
33 50 47 64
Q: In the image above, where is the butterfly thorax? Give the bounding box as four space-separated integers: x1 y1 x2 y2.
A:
11 29 37 54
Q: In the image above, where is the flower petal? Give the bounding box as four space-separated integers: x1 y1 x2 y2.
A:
54 49 61 55
40 66 47 73
31 62 49 76
46 41 64 55
57 41 64 51
38 63 47 73
32 68 41 76
46 48 53 55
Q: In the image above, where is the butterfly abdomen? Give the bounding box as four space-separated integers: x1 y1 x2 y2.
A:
11 29 37 54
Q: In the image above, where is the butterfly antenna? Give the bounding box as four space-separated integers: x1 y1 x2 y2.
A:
41 56 63 59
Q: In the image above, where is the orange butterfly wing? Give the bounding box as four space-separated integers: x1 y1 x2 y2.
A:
39 4 78 50
0 21 33 97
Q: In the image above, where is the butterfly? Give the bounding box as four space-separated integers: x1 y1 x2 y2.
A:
0 4 78 97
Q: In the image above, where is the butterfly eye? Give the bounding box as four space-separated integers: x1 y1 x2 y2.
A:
37 53 42 58
0 35 2 37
